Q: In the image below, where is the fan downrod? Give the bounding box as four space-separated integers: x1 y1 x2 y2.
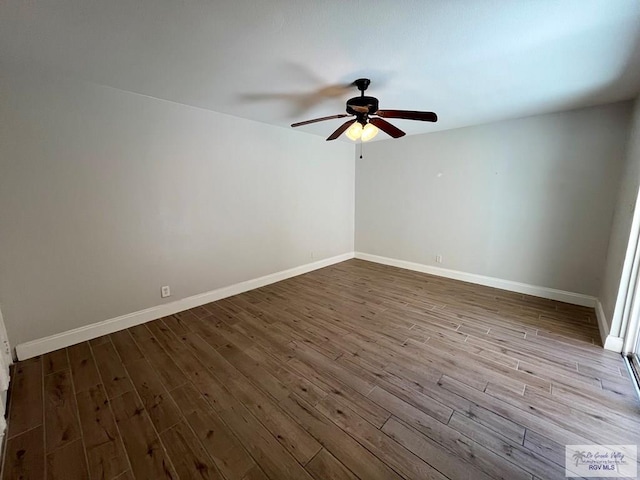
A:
346 78 376 118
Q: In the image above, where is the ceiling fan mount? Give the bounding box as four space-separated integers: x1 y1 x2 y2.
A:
353 78 371 93
291 78 437 141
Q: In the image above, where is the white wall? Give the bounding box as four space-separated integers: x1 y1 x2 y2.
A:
356 103 632 296
0 69 355 347
600 98 640 332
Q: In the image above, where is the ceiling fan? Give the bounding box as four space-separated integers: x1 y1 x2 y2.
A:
291 78 437 141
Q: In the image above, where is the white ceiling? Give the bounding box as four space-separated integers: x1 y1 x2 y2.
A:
2 1 640 140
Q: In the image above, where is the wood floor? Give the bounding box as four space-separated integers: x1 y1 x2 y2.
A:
2 259 639 480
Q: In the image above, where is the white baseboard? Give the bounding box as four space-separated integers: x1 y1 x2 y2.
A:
595 300 610 349
15 252 355 360
603 335 624 352
595 300 623 351
355 252 598 308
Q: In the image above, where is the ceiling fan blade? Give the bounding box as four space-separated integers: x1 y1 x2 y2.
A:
291 114 351 127
369 117 406 138
326 119 357 141
375 110 438 122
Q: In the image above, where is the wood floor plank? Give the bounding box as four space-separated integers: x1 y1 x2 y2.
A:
181 333 323 464
173 309 200 324
110 330 145 365
382 417 495 480
43 349 69 376
241 466 269 480
367 385 453 430
92 341 134 399
288 356 391 428
437 375 592 446
160 420 224 480
125 358 182 433
188 305 212 319
244 344 327 406
196 315 255 351
279 393 404 480
486 382 639 445
146 320 241 391
114 471 135 480
358 334 491 392
315 395 448 480
2 425 45 480
169 382 256 480
551 382 640 420
68 342 101 394
290 341 376 396
373 392 534 479
305 448 358 480
46 439 90 480
228 315 297 364
129 324 153 341
128 329 187 391
379 359 528 444
523 384 640 438
206 299 245 322
161 314 193 337
6 259 638 480
183 315 230 350
7 357 43 438
44 370 81 452
517 359 600 391
523 428 568 468
219 401 316 480
342 355 453 424
226 374 323 465
448 411 566 479
601 375 637 398
170 333 314 479
415 337 549 393
89 336 111 347
110 391 177 479
76 385 129 480
216 341 290 402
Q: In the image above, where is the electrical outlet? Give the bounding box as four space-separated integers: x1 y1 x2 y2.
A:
161 285 171 298
435 255 443 264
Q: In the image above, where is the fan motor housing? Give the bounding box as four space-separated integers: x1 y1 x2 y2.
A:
346 96 379 116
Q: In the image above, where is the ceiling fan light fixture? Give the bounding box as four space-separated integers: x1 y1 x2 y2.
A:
345 122 363 141
361 123 379 142
290 78 437 141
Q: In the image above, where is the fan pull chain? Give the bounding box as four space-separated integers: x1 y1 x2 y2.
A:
359 142 363 159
